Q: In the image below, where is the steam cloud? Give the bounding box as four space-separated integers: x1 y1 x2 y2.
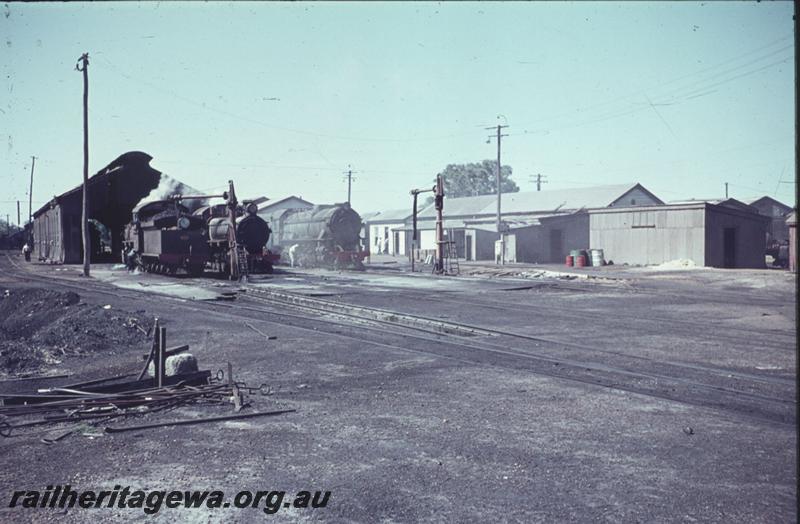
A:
137 174 207 211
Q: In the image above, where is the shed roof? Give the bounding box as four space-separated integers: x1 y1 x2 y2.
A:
257 196 314 214
365 208 413 223
745 196 792 212
417 183 656 218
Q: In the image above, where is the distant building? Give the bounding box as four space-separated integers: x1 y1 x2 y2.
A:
746 196 793 245
364 209 413 255
255 196 314 249
589 199 769 268
404 183 663 262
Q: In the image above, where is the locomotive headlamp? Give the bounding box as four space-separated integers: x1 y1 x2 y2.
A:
178 217 191 230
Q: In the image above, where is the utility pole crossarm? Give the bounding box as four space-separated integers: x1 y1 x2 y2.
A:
530 173 548 192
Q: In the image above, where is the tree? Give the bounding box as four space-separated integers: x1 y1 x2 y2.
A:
435 160 519 199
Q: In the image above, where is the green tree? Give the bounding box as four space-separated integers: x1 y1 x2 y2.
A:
435 160 518 198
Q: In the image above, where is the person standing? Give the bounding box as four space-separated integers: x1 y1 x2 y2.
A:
22 243 31 262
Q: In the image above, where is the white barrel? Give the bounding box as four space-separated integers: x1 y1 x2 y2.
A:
590 249 605 266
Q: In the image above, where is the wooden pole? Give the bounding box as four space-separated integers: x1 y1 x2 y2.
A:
77 53 90 276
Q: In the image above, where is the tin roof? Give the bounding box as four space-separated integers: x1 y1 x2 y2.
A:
417 183 656 219
364 208 413 223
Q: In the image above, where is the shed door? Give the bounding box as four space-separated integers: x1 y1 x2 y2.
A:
723 228 736 268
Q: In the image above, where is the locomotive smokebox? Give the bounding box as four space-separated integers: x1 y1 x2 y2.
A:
237 214 271 254
207 215 271 255
327 206 363 249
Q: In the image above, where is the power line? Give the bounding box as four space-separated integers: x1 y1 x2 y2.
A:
511 34 793 130
93 56 479 144
508 53 791 138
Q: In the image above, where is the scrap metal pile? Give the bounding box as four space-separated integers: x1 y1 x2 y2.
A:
0 319 293 442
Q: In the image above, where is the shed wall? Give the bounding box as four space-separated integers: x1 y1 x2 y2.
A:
473 229 497 260
590 208 705 265
704 207 767 268
541 213 590 262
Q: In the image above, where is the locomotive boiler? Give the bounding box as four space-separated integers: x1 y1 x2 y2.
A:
273 203 368 269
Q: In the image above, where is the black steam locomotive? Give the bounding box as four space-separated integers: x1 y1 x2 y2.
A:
272 203 368 269
123 199 278 277
122 200 209 276
193 202 279 274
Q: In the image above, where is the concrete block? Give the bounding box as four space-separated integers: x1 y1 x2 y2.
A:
147 353 199 377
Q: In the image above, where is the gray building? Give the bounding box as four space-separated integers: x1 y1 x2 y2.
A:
256 196 314 249
406 183 661 262
365 209 413 255
746 196 792 245
589 199 769 268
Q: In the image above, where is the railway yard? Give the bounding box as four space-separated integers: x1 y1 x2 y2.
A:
0 252 796 522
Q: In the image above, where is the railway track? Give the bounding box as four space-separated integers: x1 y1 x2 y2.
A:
327 284 796 352
3 254 795 426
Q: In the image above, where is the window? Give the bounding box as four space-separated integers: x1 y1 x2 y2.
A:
631 211 655 229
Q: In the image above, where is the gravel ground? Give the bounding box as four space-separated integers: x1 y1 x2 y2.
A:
0 252 795 523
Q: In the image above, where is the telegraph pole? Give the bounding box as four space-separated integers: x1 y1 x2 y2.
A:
725 182 729 199
28 156 36 224
17 200 20 227
343 166 356 206
534 173 548 192
76 53 90 277
486 123 509 264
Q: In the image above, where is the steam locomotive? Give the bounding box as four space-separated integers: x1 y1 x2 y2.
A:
271 203 368 269
122 200 209 276
193 202 280 274
122 199 279 276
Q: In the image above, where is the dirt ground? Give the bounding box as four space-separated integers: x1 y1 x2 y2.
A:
0 287 152 374
0 252 795 523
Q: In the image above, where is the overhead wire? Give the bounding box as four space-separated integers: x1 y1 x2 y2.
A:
92 56 479 144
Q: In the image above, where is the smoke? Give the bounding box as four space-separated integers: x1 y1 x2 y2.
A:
137 174 207 211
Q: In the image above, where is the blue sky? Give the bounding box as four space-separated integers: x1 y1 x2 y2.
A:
2 1 795 223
